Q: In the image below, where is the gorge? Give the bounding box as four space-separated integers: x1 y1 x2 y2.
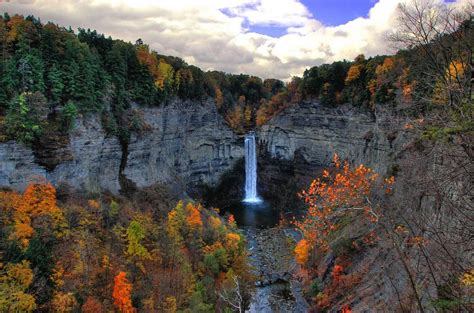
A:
0 98 409 311
0 5 471 312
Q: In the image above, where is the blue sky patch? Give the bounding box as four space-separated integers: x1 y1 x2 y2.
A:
301 0 376 26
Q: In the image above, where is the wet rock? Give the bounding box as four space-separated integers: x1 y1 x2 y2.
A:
245 227 310 313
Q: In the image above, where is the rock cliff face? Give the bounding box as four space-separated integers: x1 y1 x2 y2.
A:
205 101 409 215
258 102 408 175
244 101 410 214
1 100 406 196
257 102 425 312
0 99 243 193
0 142 47 191
1 115 122 193
124 100 243 189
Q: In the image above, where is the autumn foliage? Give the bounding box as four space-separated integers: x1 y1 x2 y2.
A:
293 155 393 309
0 260 36 311
315 261 362 310
112 272 136 313
0 182 64 247
345 64 363 84
0 182 249 312
294 154 389 254
185 202 203 230
81 297 103 313
294 239 310 265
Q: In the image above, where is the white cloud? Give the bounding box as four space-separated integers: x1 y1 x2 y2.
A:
226 0 312 27
0 0 468 80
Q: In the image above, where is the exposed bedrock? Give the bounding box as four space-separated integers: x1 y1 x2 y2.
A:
0 100 408 197
258 101 408 176
123 100 243 190
0 115 122 193
254 102 408 212
0 99 243 194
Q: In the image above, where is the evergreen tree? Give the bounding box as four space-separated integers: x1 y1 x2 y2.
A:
46 63 64 107
16 49 45 93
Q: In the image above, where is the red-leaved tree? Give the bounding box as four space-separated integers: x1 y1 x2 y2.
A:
112 272 136 313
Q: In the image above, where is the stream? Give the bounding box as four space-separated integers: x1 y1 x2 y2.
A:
224 202 309 312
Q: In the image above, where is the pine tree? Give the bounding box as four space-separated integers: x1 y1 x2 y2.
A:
47 63 64 106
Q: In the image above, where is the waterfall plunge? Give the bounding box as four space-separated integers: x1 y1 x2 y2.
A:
243 133 261 203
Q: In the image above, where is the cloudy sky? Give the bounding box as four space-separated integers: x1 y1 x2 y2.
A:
0 0 469 80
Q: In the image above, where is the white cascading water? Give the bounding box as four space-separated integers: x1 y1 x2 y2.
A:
243 132 261 203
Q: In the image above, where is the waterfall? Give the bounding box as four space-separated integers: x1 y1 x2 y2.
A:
243 132 261 203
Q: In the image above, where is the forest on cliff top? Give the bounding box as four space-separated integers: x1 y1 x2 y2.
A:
0 5 470 145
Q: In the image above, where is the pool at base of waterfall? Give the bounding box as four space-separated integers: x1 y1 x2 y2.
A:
242 197 263 204
220 200 281 228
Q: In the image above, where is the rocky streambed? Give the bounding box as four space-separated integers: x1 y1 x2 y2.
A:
243 227 309 313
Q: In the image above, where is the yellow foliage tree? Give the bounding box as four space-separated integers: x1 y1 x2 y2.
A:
461 269 474 287
208 216 222 229
375 57 395 76
163 296 177 313
214 87 224 110
167 201 186 245
446 60 465 81
0 260 36 312
225 233 241 252
136 45 174 90
157 59 174 90
51 292 78 312
226 106 244 132
126 220 151 260
244 105 252 126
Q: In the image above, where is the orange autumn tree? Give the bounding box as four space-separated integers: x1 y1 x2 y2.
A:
294 239 310 265
294 154 393 259
345 64 363 85
112 272 136 313
225 233 241 252
185 202 203 231
0 182 65 247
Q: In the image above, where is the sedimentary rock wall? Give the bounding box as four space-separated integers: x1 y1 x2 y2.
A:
0 115 122 192
0 99 243 193
258 102 408 175
123 100 243 188
0 99 408 195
